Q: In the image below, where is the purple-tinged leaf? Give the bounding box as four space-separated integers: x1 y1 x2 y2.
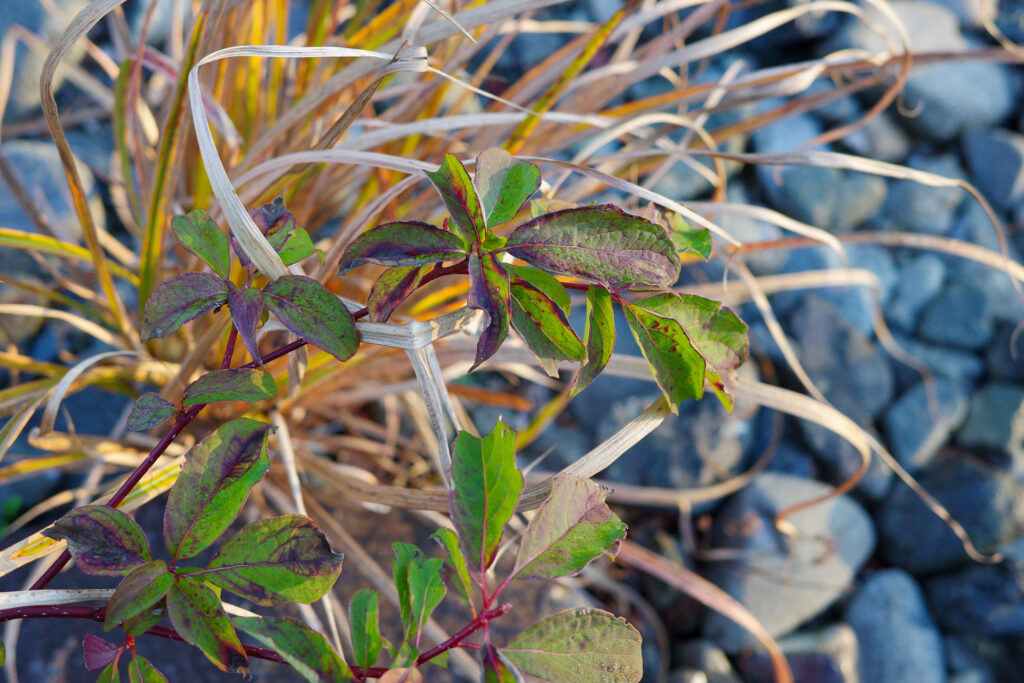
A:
128 654 167 683
512 474 626 580
467 253 510 371
506 265 570 313
448 423 522 574
504 205 679 291
141 273 228 341
166 576 248 673
164 418 272 561
233 616 353 682
430 528 473 607
349 589 382 670
509 281 584 377
530 197 577 217
262 275 359 362
83 634 122 671
181 368 277 406
97 660 120 683
338 221 466 274
475 148 541 227
228 285 264 365
569 286 615 398
499 608 642 682
126 393 175 431
485 647 518 683
104 560 173 630
43 506 150 577
193 515 342 606
366 264 430 323
424 153 485 246
123 607 164 638
171 210 230 279
622 302 705 414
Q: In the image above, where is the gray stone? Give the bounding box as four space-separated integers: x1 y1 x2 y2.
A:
919 0 990 26
876 456 1024 574
738 624 859 683
824 1 1017 140
883 378 968 472
985 323 1024 383
996 0 1024 42
963 128 1024 212
957 382 1024 459
944 636 999 682
889 333 984 391
881 153 967 235
703 473 875 651
885 254 945 332
845 569 945 683
840 111 911 164
918 284 994 350
0 277 46 345
716 185 786 275
765 443 819 480
674 640 741 683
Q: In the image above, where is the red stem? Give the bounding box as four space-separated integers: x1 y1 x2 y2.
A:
414 603 511 667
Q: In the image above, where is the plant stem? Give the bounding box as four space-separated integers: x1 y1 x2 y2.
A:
414 603 511 667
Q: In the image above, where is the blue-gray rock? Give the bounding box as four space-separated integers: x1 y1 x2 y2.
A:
845 569 945 683
996 0 1024 42
985 323 1024 383
919 0 990 25
884 378 968 472
737 624 859 683
890 332 985 391
824 1 1017 140
881 153 967 235
876 456 1024 574
946 200 1023 323
840 111 911 164
885 254 945 332
917 284 994 350
703 473 875 651
943 636 999 682
716 185 786 275
957 382 1024 458
673 640 741 683
765 443 819 479
924 537 1024 637
0 276 46 344
125 0 177 45
724 0 839 47
963 128 1024 212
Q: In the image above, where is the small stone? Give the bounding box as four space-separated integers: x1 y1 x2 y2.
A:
0 277 47 345
957 382 1024 459
918 284 994 350
703 473 875 651
674 640 741 683
985 323 1024 383
716 184 785 275
890 333 985 391
885 254 945 332
841 111 911 163
845 569 945 683
883 378 968 472
963 128 1024 212
737 624 859 683
881 153 967 235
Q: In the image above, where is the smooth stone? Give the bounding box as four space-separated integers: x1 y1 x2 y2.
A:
756 162 887 234
889 332 984 391
765 443 819 480
716 184 786 275
737 624 859 683
985 323 1024 383
883 378 968 472
0 277 47 345
876 456 1024 574
957 382 1024 460
881 153 967 235
885 254 945 332
674 640 741 683
703 473 875 651
944 635 1000 682
917 284 994 350
840 111 911 163
963 128 1024 212
845 569 945 683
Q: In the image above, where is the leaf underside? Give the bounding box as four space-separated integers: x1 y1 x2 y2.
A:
467 252 510 371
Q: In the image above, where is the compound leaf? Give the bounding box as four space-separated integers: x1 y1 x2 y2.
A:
228 285 265 365
348 588 382 670
44 506 150 577
164 418 272 561
448 423 522 574
104 560 173 630
171 210 230 279
366 264 430 323
499 608 642 683
197 515 342 606
128 654 167 683
166 576 248 673
504 205 679 291
181 368 277 406
83 634 121 671
475 148 541 227
568 286 615 398
126 393 175 431
509 281 584 378
141 273 228 341
425 154 484 245
233 616 353 682
622 303 705 413
467 252 510 371
512 474 625 580
430 528 473 607
263 275 359 362
338 222 466 274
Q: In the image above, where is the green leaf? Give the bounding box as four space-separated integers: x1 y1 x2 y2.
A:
391 542 419 637
163 418 272 561
263 275 360 362
128 654 167 683
425 153 485 245
233 616 353 682
474 148 541 227
123 608 164 638
568 286 615 398
668 216 711 261
43 506 150 577
97 660 121 683
447 423 522 573
166 576 248 673
366 264 430 323
196 515 342 605
467 252 510 371
338 221 466 274
504 205 679 291
243 197 304 268
407 556 446 648
83 634 121 671
181 368 277 406
622 303 705 413
430 528 473 607
268 224 316 266
505 265 570 313
126 393 175 431
171 210 230 279
349 588 383 670
0 638 4 667
228 285 265 365
104 560 173 630
141 273 228 341
509 281 584 378
512 474 626 580
499 608 642 682
485 647 519 683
